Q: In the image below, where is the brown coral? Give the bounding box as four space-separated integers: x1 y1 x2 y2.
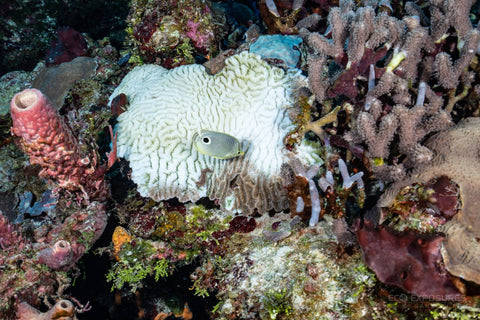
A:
377 117 480 285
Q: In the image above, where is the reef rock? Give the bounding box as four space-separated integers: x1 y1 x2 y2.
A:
110 52 311 213
377 117 480 285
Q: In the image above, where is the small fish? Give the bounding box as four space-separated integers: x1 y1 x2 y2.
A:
193 129 244 159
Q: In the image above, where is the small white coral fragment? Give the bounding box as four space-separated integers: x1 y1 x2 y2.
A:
111 52 309 213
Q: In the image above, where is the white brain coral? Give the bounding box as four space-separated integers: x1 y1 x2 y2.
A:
111 52 311 213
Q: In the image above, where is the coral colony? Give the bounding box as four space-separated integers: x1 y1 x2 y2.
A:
3 0 480 319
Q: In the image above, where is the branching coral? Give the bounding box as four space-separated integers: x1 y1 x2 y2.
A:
299 0 478 182
10 88 111 202
299 1 403 102
346 80 452 181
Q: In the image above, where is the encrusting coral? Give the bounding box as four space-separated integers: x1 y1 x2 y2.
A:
10 88 112 202
110 51 318 213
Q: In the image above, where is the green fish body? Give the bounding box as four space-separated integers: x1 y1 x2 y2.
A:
193 130 244 159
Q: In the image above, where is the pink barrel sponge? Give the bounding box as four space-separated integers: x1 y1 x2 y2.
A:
10 89 110 201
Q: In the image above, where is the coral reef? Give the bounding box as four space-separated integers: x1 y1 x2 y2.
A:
10 88 110 201
300 0 478 182
126 0 219 67
0 212 67 318
0 0 128 75
110 51 318 213
107 202 233 292
3 0 480 319
377 117 480 285
191 214 399 319
36 201 108 271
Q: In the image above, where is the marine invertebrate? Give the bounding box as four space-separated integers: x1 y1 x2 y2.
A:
37 201 108 271
0 212 69 318
110 52 314 213
38 240 74 270
10 88 110 201
356 220 462 300
16 300 76 320
299 1 402 102
377 117 480 286
191 215 390 319
345 75 451 182
112 226 133 261
31 56 98 109
285 157 364 225
249 35 303 69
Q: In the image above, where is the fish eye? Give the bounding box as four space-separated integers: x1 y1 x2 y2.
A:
202 137 210 144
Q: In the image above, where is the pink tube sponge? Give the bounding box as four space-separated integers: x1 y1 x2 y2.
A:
10 88 109 201
38 240 74 270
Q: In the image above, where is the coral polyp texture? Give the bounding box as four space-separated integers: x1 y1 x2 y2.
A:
378 118 480 285
10 88 110 201
110 52 310 213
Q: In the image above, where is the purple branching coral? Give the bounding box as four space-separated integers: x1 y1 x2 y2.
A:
346 77 452 181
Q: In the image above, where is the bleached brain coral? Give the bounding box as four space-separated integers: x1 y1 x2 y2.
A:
111 52 311 213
